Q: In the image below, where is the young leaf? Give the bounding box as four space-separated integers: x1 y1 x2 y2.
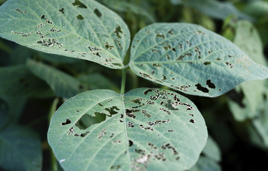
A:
130 23 268 97
48 88 207 171
27 60 80 98
0 0 130 69
0 125 42 171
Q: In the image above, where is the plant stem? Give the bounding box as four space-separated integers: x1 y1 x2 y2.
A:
120 67 127 95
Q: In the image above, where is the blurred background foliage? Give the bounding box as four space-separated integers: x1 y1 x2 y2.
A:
0 0 268 170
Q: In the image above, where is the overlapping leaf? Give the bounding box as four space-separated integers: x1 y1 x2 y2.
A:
27 60 80 98
130 23 268 97
48 88 207 171
0 125 42 171
0 0 130 69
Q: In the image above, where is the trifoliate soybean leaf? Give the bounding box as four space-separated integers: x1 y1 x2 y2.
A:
48 88 207 171
202 136 221 162
27 60 80 98
130 23 268 97
0 65 51 97
182 0 253 21
189 156 221 171
0 125 42 171
0 0 130 69
227 21 268 121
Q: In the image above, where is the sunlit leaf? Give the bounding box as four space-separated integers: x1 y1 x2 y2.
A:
48 88 207 171
0 0 130 69
0 125 42 171
130 23 268 97
27 60 80 98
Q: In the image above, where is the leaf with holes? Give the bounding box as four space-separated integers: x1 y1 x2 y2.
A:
48 88 207 171
129 23 268 97
0 0 130 69
0 125 42 171
27 60 80 98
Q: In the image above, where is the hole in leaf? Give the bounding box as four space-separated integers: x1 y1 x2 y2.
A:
206 79 216 89
129 140 133 147
111 165 121 170
62 119 71 125
76 14 84 20
195 83 209 93
114 26 123 39
75 113 106 130
204 62 211 65
72 0 87 8
189 119 195 123
59 8 64 14
94 8 102 18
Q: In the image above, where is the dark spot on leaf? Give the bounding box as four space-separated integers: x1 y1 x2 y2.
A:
204 62 211 65
111 165 121 170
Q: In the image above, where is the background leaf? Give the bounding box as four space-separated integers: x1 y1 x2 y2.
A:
226 21 268 121
48 88 207 171
0 125 42 171
0 0 130 69
130 23 268 97
27 59 80 98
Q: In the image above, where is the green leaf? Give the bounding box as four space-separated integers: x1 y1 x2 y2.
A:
182 0 253 21
27 60 80 98
0 65 51 97
101 0 155 23
0 0 130 69
244 1 268 18
227 21 268 121
0 125 42 171
170 0 182 5
48 88 207 171
129 23 268 97
0 98 8 129
78 73 120 92
202 136 221 162
189 156 221 171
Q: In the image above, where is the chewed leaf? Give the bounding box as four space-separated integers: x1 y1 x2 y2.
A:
0 0 130 69
130 23 268 97
48 88 207 171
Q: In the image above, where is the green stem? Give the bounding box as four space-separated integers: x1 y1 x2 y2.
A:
120 67 128 95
